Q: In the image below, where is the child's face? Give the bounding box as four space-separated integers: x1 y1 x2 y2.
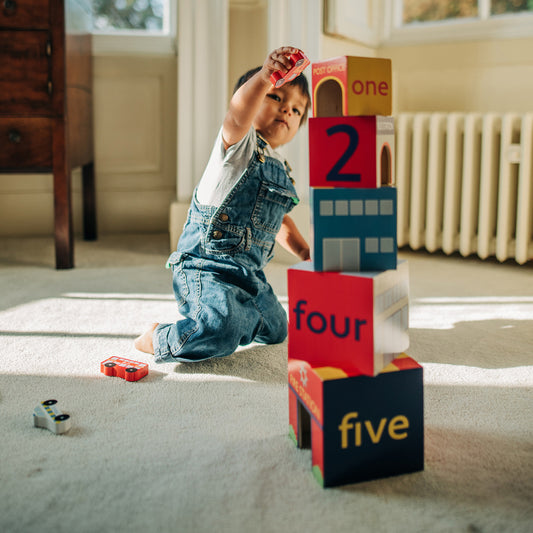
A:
253 84 308 149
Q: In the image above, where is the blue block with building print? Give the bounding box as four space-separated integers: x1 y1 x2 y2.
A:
310 187 397 272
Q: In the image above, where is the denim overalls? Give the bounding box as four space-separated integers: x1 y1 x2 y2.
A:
153 134 299 362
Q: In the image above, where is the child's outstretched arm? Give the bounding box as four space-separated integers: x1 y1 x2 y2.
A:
276 214 310 261
222 46 302 150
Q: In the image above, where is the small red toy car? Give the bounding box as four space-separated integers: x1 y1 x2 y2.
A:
100 356 149 382
270 51 310 88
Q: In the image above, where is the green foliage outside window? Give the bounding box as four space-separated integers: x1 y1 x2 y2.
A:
491 0 533 14
92 0 533 32
403 0 533 24
93 0 165 31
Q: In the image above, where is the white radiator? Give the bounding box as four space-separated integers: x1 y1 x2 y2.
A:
396 112 533 264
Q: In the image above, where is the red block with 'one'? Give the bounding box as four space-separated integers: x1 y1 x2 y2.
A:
308 116 394 189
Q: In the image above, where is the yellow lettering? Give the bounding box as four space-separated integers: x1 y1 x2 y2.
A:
312 66 326 76
338 412 411 448
355 421 361 447
388 415 409 440
327 64 345 74
338 412 358 449
364 418 387 444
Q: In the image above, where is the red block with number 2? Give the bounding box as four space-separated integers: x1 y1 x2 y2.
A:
309 116 394 189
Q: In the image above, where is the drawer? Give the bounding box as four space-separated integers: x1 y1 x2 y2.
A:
0 0 50 29
0 30 52 114
0 118 53 170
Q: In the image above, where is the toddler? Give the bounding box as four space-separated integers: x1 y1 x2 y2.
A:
135 46 311 362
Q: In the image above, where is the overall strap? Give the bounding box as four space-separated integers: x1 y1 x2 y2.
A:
255 131 295 185
283 159 295 185
255 132 268 163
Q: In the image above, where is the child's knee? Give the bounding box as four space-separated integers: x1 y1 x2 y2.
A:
198 314 244 356
255 313 287 345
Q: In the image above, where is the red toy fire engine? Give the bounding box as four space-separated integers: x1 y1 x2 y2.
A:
100 356 149 382
270 51 310 88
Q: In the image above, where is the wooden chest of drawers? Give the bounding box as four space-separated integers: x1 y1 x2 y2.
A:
0 0 96 268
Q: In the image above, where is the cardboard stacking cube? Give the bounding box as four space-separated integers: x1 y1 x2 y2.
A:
288 354 424 487
288 260 409 376
311 56 392 117
310 187 397 272
309 115 394 188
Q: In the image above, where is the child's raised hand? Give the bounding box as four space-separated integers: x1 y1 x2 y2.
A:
223 46 307 149
261 47 303 81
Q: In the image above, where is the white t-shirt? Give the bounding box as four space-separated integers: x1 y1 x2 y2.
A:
196 126 285 207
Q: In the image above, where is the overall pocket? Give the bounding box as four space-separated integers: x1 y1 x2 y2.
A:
251 181 298 234
203 224 247 256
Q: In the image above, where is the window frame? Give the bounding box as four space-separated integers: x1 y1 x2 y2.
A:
384 0 533 46
91 0 177 56
324 0 383 47
324 0 533 48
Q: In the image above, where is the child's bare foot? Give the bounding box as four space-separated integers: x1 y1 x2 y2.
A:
134 323 158 354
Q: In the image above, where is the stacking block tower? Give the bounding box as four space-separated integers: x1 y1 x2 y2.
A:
287 56 424 487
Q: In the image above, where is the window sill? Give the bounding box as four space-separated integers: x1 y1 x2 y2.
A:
92 33 177 56
383 15 533 47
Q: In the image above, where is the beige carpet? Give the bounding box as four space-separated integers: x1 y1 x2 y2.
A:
0 234 532 533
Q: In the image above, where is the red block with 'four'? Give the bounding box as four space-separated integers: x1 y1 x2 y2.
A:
288 261 409 376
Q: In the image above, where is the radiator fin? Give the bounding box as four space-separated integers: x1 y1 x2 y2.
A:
396 112 533 264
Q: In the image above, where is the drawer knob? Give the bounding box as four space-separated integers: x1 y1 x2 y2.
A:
3 0 16 11
8 129 22 144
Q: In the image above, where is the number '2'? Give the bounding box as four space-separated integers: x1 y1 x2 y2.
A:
326 124 361 182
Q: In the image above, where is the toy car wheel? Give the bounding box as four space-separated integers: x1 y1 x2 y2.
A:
291 53 305 67
125 367 138 373
55 414 70 421
104 362 116 368
43 399 57 406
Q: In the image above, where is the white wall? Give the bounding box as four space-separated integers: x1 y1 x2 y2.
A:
0 54 177 237
94 56 177 233
2 1 532 240
169 0 272 250
228 1 268 98
380 37 533 113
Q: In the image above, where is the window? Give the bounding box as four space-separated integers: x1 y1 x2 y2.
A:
403 0 478 24
324 0 533 46
324 0 381 47
491 0 533 15
389 0 533 43
403 0 533 24
318 199 396 217
365 200 378 215
94 0 166 31
365 237 379 253
335 200 349 216
92 0 176 55
319 200 334 216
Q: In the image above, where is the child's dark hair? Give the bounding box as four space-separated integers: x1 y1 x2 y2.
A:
234 66 311 125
